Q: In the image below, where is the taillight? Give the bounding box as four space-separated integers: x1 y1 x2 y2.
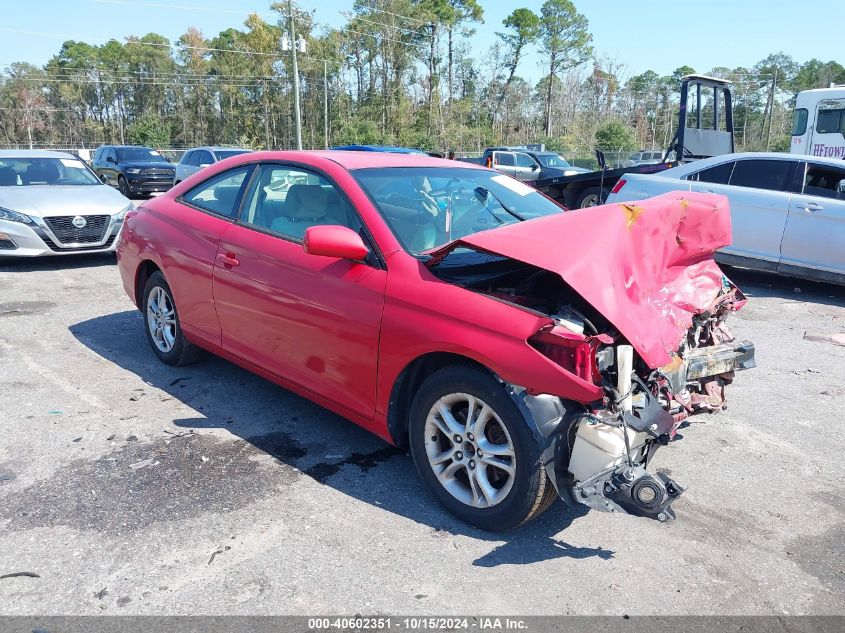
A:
529 326 611 385
610 178 627 194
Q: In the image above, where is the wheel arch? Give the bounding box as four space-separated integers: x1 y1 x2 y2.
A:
134 259 162 310
386 351 495 448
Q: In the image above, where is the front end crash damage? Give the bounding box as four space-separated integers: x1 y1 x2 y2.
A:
428 191 755 522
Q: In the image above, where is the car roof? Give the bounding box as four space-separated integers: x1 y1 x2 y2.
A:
100 145 155 150
0 149 78 159
664 151 845 176
242 150 483 171
331 144 427 154
189 146 251 152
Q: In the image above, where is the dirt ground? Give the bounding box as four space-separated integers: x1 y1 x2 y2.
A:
0 254 843 615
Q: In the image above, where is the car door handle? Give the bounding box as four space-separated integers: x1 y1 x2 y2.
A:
798 202 823 212
216 252 240 269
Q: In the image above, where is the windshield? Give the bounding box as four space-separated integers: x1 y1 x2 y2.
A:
536 154 572 168
214 149 250 160
116 147 168 163
353 167 566 255
0 157 101 186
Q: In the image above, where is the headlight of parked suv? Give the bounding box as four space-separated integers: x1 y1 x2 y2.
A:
126 168 142 174
0 207 33 224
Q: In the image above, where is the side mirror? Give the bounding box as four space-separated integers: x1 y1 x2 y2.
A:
303 225 369 261
100 174 108 184
106 156 116 164
531 164 539 171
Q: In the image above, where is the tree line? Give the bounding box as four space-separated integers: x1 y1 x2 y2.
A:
1 0 842 162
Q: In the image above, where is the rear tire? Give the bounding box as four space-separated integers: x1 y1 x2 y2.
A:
576 186 609 208
409 365 557 531
142 271 202 366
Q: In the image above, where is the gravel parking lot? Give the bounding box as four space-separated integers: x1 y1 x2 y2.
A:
0 252 843 616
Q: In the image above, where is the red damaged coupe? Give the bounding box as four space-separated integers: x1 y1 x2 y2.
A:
117 151 754 531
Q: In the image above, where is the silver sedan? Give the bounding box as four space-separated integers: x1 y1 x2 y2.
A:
0 150 132 257
607 152 845 285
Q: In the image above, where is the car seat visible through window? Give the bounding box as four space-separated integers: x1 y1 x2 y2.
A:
270 184 335 239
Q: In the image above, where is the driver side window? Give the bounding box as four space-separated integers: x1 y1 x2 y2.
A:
803 163 845 199
239 164 360 241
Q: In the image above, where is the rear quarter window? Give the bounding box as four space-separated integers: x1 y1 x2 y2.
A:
181 166 253 218
688 161 734 184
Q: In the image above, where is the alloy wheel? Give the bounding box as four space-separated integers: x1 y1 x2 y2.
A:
146 286 177 353
424 392 516 508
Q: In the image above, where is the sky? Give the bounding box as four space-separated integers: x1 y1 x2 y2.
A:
1 0 842 82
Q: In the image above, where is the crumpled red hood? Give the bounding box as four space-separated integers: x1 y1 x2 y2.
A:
442 191 734 368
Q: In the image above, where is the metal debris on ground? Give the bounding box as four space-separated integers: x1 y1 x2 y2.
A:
128 458 157 470
803 331 845 347
207 545 231 565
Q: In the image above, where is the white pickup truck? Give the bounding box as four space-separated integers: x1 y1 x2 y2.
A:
605 151 845 285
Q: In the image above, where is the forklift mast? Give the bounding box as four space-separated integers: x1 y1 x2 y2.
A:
672 74 735 162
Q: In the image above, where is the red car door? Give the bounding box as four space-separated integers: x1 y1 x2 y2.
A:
211 163 387 419
162 165 255 345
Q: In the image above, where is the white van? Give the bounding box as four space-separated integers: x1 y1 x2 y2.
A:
791 86 845 159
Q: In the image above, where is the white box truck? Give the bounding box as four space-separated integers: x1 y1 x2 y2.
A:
791 85 845 159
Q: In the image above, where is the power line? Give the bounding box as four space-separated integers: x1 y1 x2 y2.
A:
342 27 429 51
0 27 341 67
342 12 427 37
90 0 275 18
357 1 428 25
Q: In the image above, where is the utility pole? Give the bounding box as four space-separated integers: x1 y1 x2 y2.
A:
263 79 270 150
287 0 302 150
765 67 778 152
323 60 329 149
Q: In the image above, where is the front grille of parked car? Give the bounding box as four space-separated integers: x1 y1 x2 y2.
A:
44 215 110 245
41 233 116 253
142 168 174 176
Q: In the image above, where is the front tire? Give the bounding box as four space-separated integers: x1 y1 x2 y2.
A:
142 271 202 366
409 366 557 531
118 176 131 198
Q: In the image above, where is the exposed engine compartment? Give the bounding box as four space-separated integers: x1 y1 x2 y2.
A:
430 244 754 522
429 248 616 336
